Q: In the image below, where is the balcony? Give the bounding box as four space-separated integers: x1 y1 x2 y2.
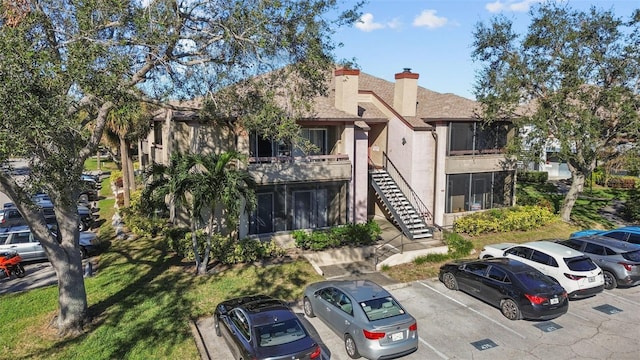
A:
248 154 351 184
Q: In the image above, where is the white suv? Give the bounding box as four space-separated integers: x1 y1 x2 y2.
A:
479 241 604 299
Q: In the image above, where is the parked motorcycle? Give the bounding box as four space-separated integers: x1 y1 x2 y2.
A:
0 250 26 279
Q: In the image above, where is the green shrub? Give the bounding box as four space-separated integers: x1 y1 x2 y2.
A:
444 231 474 258
121 190 168 236
623 187 640 222
453 205 556 236
413 253 450 264
293 221 381 251
166 229 285 264
606 176 636 189
518 171 548 184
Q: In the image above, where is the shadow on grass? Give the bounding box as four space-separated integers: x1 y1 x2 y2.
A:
32 235 198 359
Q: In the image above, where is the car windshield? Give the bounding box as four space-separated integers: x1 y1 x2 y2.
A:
564 256 597 271
360 297 405 321
514 270 557 290
255 318 307 347
622 250 640 262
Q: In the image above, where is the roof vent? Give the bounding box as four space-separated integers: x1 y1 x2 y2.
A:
403 68 412 73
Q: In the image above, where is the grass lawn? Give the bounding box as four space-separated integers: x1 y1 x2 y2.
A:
0 220 323 359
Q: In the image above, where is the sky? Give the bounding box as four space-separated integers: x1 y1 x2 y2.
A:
331 0 639 100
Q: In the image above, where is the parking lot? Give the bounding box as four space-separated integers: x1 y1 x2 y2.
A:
197 277 640 360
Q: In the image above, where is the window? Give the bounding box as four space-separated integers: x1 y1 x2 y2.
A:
293 189 327 230
531 250 554 266
448 121 509 155
153 123 163 146
445 171 514 213
249 132 291 158
561 240 583 251
300 128 327 155
564 256 597 271
256 318 308 347
488 267 509 282
318 288 337 304
250 193 274 234
506 246 533 260
627 233 640 244
335 291 353 316
9 232 31 244
360 297 405 321
583 243 605 255
230 310 250 340
603 231 627 241
465 263 489 276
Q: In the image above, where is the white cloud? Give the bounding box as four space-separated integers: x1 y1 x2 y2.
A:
387 18 402 30
355 13 385 32
486 0 543 13
412 10 448 29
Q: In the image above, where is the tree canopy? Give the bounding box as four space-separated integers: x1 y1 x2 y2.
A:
0 0 362 336
472 2 640 222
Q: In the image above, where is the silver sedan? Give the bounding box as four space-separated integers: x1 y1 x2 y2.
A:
302 280 418 360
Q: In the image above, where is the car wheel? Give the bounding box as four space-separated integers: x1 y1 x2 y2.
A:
78 221 88 232
214 316 221 337
603 271 617 290
442 272 458 290
500 299 521 320
303 297 315 317
80 247 89 259
344 334 360 359
78 194 89 203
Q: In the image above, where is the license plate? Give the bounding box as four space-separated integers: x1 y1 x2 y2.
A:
588 276 595 283
550 298 559 305
391 332 404 341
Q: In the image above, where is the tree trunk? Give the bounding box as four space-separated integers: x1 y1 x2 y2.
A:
46 206 89 336
119 135 130 207
559 172 585 222
199 215 214 275
191 218 204 275
126 139 136 193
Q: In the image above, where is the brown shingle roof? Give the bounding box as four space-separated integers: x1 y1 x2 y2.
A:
306 70 481 128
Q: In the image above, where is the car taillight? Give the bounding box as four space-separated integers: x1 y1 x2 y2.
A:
310 345 321 359
564 273 586 281
618 262 634 271
524 294 548 305
409 323 418 331
363 329 386 340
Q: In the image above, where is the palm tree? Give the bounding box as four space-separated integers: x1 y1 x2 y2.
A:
190 151 257 274
142 151 256 275
106 102 152 207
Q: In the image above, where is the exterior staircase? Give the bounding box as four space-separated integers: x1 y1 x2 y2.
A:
370 168 433 240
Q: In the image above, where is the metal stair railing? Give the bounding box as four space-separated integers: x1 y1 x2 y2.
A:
370 175 416 239
381 152 433 223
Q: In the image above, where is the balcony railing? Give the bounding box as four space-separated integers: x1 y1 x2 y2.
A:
249 154 349 164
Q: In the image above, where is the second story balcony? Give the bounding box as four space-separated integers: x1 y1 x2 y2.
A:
248 154 351 184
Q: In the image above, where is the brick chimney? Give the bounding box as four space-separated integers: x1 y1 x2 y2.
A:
334 68 360 115
394 68 419 117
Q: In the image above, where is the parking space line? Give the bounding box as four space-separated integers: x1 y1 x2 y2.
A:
417 281 526 339
602 291 640 306
418 337 449 359
566 311 590 321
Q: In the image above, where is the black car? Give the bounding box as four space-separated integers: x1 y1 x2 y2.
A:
439 257 569 320
214 295 322 360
